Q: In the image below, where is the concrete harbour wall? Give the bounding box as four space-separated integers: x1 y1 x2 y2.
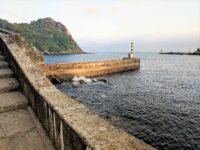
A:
0 33 154 150
44 58 140 79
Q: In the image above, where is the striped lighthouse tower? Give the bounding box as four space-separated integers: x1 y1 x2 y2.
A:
128 40 135 58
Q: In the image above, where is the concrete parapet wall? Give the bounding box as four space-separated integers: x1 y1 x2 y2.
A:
0 33 154 150
44 58 140 79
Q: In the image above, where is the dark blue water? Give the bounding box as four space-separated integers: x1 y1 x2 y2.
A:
45 52 200 150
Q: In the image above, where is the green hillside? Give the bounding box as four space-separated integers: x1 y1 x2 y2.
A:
0 17 83 54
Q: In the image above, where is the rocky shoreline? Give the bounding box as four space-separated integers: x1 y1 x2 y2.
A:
48 75 108 88
71 76 107 88
47 74 107 85
44 51 87 55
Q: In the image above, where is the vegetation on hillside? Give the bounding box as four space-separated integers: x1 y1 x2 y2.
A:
0 18 83 54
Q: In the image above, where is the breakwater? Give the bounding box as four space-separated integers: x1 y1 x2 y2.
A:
43 58 140 80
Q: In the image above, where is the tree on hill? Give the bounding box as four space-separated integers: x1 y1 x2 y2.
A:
0 18 83 54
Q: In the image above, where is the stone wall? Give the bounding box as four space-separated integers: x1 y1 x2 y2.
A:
44 58 140 80
0 33 155 150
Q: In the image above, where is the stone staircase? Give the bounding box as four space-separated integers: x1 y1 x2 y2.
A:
0 50 54 150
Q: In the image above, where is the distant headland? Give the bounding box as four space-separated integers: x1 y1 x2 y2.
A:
0 17 84 55
159 48 200 55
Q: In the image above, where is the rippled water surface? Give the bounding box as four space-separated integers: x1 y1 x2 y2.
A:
45 52 200 150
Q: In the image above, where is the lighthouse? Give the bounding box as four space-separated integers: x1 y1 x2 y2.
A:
128 40 135 58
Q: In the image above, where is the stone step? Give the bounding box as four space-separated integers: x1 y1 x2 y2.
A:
0 61 9 68
0 55 6 61
0 78 19 93
0 109 47 149
0 68 14 79
0 91 28 113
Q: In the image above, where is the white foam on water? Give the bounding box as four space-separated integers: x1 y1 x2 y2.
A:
72 76 92 83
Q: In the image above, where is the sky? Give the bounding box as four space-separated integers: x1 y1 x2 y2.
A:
0 0 199 52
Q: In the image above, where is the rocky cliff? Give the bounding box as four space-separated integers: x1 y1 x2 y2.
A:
0 17 84 54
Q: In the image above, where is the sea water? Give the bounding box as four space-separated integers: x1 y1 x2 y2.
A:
45 52 200 150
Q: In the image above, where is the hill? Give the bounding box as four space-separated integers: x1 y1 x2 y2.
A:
0 17 84 54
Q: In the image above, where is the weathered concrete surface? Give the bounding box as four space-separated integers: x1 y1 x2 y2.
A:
0 91 28 113
0 33 44 68
0 68 14 78
0 109 47 150
0 33 155 149
0 129 46 150
0 55 6 61
0 46 54 149
0 61 9 68
27 107 55 150
0 109 36 137
44 58 140 80
0 78 19 93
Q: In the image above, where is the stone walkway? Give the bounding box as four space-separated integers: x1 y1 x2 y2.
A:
0 50 54 150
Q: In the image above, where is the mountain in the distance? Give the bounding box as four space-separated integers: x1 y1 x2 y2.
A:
0 17 84 54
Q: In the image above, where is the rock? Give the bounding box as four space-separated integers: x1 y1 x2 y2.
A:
72 82 81 88
84 78 92 83
92 79 98 82
47 75 62 84
39 17 71 36
79 80 85 84
98 79 107 83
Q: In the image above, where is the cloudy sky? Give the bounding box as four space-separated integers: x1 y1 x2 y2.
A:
0 0 199 52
